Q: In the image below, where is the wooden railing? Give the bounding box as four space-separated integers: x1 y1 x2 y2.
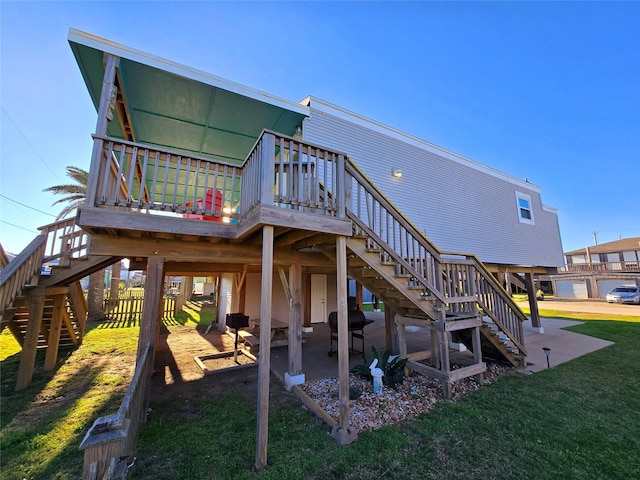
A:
561 261 640 274
92 136 241 221
345 161 444 303
344 159 527 354
39 218 90 266
240 130 345 219
444 253 527 354
79 342 152 480
0 235 46 318
89 132 346 224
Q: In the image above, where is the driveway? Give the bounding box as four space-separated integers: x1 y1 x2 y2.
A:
519 298 640 317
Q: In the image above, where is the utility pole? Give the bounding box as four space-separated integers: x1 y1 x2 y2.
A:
592 230 598 245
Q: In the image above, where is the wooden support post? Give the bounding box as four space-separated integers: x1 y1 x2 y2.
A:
155 284 165 365
255 225 274 471
286 263 304 389
175 276 192 314
235 265 249 313
471 326 484 385
397 321 407 359
384 307 395 353
430 329 440 368
439 329 452 399
44 294 65 371
86 53 119 205
137 256 164 377
355 281 363 310
524 272 542 331
238 278 247 313
331 235 357 445
303 271 311 328
16 287 46 390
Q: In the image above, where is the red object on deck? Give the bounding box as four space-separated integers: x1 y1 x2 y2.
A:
184 189 223 221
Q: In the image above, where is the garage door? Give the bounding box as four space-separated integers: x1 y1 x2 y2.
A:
597 279 634 299
555 280 588 299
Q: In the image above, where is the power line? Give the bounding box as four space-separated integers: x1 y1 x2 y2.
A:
0 219 38 234
1 106 61 180
0 193 56 217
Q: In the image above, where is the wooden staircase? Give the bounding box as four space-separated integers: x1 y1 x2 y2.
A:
0 218 120 389
2 284 84 351
452 319 525 367
333 160 528 395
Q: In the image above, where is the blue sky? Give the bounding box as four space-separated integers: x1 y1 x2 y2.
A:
1 1 638 257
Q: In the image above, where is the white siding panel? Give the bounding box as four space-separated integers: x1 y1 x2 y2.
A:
304 107 564 268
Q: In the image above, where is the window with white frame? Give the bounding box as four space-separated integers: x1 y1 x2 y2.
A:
515 191 535 224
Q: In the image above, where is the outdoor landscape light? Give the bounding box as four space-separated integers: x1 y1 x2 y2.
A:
542 347 551 369
392 168 402 178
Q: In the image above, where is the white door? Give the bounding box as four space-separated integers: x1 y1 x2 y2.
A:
310 274 327 323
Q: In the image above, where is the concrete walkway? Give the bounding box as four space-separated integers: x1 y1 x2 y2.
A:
522 318 613 373
518 298 640 317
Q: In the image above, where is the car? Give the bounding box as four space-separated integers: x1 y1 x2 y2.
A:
606 286 640 305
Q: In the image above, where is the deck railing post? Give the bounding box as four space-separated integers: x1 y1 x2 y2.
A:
259 133 275 206
336 154 346 219
86 54 119 208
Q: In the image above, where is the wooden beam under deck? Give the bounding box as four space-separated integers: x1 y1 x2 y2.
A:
77 207 236 239
89 235 337 268
129 261 254 275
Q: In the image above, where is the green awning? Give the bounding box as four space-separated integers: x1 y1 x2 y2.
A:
69 28 308 165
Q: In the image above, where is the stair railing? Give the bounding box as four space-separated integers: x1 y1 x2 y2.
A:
345 160 445 304
445 252 527 354
38 217 90 266
0 235 47 318
344 158 527 353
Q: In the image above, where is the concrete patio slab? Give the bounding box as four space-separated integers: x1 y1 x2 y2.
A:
269 312 616 381
522 317 613 373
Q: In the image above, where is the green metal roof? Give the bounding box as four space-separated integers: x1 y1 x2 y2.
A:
68 28 308 164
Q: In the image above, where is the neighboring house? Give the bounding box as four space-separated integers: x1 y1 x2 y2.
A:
552 237 640 299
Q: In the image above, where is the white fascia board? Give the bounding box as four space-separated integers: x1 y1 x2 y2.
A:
68 28 309 117
542 205 558 213
303 96 542 193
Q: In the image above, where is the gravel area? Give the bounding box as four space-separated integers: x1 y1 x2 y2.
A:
299 363 510 432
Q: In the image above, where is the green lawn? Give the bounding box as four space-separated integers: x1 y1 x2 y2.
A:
1 310 639 479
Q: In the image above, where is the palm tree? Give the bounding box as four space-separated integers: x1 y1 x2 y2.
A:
43 166 88 220
44 166 121 321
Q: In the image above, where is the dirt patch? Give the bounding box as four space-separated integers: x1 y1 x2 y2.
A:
199 352 256 369
153 324 236 384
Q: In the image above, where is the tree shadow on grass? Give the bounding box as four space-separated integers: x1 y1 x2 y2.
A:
0 345 133 479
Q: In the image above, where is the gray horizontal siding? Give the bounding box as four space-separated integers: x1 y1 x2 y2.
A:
305 106 564 268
